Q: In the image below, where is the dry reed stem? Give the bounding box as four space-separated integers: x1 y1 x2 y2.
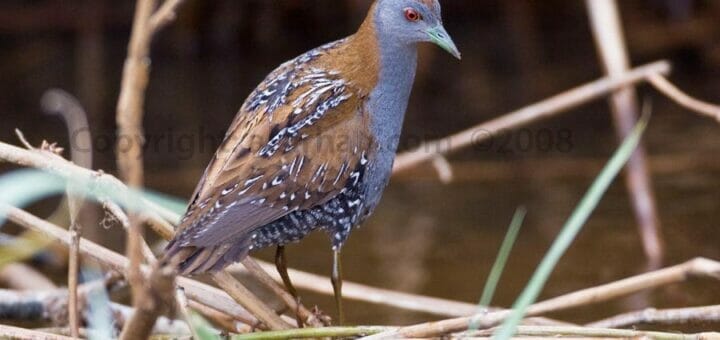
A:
116 0 154 188
363 257 720 339
149 0 187 33
115 0 156 336
241 258 324 327
588 304 720 328
231 261 570 328
119 265 176 340
0 263 56 291
105 200 156 264
175 288 202 339
586 0 664 269
648 74 720 123
212 271 293 330
526 258 720 315
188 300 249 333
41 89 93 340
0 287 189 335
231 260 479 317
431 155 454 184
0 324 75 340
66 213 81 338
463 325 720 339
391 60 671 174
142 212 176 239
33 328 88 338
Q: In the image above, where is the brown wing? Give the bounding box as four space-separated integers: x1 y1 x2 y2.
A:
170 50 374 249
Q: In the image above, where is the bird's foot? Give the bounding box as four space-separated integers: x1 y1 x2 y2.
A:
311 305 333 326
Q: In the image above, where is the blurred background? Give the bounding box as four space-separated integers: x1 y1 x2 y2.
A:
0 0 719 328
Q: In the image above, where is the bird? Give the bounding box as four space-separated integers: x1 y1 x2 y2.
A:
162 0 460 324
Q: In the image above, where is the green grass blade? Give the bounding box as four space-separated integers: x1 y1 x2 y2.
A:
469 207 527 329
142 189 188 215
0 169 182 225
494 114 650 340
83 268 114 340
479 207 527 308
0 170 67 225
188 311 221 340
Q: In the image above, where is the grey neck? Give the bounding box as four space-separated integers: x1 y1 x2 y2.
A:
368 10 419 154
369 37 418 150
362 21 418 204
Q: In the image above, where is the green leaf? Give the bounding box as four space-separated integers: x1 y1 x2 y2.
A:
142 189 188 216
494 114 650 340
189 311 221 340
479 207 526 308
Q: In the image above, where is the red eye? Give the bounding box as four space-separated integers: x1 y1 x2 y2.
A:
404 8 421 22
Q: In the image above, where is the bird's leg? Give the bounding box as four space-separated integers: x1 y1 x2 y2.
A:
275 245 304 327
331 249 344 325
275 246 298 297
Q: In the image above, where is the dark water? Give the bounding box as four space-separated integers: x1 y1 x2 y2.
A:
1 0 719 331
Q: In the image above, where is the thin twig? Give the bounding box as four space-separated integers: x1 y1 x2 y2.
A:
231 260 567 328
40 89 94 339
116 0 154 188
142 211 176 240
463 325 719 339
241 258 324 327
212 271 293 331
363 257 720 339
231 260 479 317
175 288 203 340
104 200 157 264
0 287 189 335
149 0 187 33
14 129 33 150
648 74 720 123
0 263 56 291
526 258 720 315
35 328 89 338
586 0 664 268
391 60 671 174
587 304 720 328
67 216 81 339
188 300 248 333
119 264 176 340
115 0 157 336
40 89 93 171
0 324 75 340
431 155 454 184
232 326 392 340
242 260 574 329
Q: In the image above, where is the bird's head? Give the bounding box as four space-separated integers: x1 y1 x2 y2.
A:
373 0 461 59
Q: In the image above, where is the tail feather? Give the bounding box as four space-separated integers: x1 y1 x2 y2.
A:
161 238 251 275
